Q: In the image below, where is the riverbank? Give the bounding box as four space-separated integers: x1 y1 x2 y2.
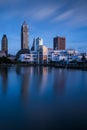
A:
55 63 87 70
0 62 87 70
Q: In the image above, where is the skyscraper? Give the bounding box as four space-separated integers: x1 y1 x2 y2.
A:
36 37 43 50
1 34 8 56
21 21 29 50
31 37 43 51
31 38 36 51
53 36 66 50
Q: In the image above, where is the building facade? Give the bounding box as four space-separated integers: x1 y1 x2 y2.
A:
1 34 8 56
38 45 48 64
53 36 66 50
31 38 36 51
0 51 6 57
19 52 37 63
21 21 29 50
36 37 43 51
31 37 43 51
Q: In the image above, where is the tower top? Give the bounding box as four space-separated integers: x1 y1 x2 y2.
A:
3 34 7 37
23 21 27 26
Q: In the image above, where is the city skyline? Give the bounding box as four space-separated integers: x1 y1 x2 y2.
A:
0 0 87 54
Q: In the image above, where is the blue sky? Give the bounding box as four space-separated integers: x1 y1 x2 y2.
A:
0 0 87 54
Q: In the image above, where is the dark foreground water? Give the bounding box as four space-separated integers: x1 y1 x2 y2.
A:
0 66 87 130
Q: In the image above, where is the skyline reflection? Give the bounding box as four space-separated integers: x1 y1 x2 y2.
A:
16 66 30 101
0 66 87 129
0 66 79 97
53 68 66 95
0 66 8 94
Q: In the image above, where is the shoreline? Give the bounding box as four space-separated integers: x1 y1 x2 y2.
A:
0 62 87 71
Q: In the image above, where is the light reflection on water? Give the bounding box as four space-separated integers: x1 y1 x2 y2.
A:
0 66 87 130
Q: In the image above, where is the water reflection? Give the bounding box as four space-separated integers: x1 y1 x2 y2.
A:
31 67 49 94
0 66 68 97
16 66 30 101
0 66 87 129
0 66 8 94
16 66 50 96
53 68 66 95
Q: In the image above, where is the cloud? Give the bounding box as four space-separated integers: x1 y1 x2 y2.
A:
1 0 87 27
51 1 87 28
1 2 60 21
30 5 59 20
52 10 74 22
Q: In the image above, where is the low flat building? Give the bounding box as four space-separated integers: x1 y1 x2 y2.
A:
48 50 67 62
66 49 78 55
18 51 38 63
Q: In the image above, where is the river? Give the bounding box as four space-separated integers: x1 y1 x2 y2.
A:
0 66 87 130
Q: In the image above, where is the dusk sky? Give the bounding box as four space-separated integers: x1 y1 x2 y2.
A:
0 0 87 54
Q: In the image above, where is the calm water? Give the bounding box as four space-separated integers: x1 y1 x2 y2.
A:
0 66 87 130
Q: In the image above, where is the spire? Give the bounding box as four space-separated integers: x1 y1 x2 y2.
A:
3 34 7 37
23 21 27 25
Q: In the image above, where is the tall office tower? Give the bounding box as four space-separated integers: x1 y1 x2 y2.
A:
36 37 43 50
53 36 66 50
31 38 36 51
1 34 8 56
21 21 29 50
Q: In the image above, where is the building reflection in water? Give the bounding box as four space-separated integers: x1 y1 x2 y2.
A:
16 66 30 101
33 67 66 96
0 66 8 94
16 66 50 103
40 67 48 93
30 67 49 95
53 68 66 95
16 66 66 100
